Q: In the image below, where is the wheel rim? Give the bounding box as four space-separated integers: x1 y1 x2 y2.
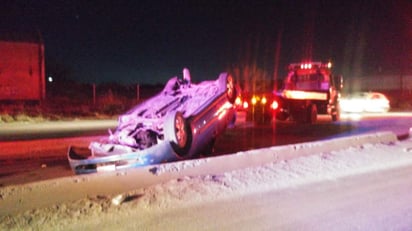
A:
226 75 235 100
175 114 187 148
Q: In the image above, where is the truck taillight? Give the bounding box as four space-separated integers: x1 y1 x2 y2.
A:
243 101 249 109
235 97 242 106
251 96 257 105
271 100 279 110
261 97 267 105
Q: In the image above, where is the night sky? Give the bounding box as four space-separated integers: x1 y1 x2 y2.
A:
1 0 411 85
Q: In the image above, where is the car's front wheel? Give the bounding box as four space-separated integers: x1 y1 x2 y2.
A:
164 111 192 158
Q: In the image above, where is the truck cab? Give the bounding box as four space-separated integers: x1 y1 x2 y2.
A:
273 62 342 123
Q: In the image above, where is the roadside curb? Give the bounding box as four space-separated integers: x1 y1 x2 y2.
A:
0 131 402 216
175 131 400 176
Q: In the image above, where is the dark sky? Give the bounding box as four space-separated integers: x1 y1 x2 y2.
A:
1 0 411 84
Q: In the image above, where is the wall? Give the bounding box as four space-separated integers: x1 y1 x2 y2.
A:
344 74 412 92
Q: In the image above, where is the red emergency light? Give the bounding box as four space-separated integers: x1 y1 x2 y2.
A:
289 61 332 71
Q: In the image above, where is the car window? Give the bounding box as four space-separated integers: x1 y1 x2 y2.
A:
288 73 327 90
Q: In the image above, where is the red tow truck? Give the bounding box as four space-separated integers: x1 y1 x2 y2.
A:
272 61 342 123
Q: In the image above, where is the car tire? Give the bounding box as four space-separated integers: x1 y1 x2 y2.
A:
226 74 237 104
164 111 192 158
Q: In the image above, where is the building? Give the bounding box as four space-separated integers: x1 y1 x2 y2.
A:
0 31 45 102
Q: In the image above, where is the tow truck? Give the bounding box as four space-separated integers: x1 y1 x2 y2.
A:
272 62 342 123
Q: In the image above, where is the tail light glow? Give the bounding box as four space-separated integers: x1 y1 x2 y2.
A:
261 97 267 105
235 97 242 106
243 101 249 109
251 96 257 105
271 100 279 110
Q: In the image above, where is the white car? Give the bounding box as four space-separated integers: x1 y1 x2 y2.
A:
340 92 390 113
68 68 237 174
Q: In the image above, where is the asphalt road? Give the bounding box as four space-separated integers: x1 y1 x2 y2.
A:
215 112 412 155
0 120 117 141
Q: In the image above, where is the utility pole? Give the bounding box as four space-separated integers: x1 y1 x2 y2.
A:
273 29 282 92
136 84 140 102
92 83 96 106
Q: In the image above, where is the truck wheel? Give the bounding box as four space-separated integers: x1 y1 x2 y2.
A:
330 102 340 121
275 111 288 121
332 108 340 121
164 111 192 158
307 104 317 124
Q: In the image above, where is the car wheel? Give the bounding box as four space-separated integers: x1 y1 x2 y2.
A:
226 74 237 104
164 111 192 158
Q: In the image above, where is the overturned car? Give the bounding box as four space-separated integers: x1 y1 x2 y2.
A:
68 69 237 174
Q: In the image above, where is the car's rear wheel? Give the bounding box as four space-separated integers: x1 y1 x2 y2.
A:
226 74 237 104
164 111 192 158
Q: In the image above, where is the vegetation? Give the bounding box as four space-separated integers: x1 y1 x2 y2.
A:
0 81 164 123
